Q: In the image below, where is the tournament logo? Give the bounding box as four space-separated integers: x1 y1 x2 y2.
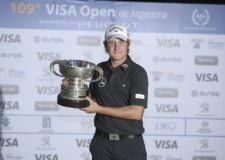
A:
192 9 210 27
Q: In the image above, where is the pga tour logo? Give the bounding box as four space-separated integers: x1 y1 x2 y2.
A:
192 9 210 26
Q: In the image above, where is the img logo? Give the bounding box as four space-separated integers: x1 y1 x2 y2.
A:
192 9 210 26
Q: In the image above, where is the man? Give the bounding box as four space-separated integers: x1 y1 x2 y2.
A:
81 24 148 160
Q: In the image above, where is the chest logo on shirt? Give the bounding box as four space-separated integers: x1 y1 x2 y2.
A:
98 77 107 87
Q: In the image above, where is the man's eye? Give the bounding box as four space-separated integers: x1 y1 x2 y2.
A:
107 41 115 45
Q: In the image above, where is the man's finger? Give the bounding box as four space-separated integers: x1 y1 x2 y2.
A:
86 96 91 101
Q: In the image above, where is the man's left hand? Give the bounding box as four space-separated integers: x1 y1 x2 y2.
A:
80 96 101 114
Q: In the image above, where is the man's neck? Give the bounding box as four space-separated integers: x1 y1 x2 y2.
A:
110 57 127 69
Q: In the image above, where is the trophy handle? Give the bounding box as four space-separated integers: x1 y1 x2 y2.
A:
50 60 64 77
89 66 103 82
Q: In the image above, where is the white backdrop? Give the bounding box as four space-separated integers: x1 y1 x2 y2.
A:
0 1 225 160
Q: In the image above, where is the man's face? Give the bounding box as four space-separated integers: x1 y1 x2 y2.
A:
105 38 130 61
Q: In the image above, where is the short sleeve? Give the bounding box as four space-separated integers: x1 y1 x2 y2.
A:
129 67 148 108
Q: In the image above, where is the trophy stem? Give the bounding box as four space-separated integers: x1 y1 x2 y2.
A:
57 95 90 108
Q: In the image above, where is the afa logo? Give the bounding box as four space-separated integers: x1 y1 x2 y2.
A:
192 9 210 26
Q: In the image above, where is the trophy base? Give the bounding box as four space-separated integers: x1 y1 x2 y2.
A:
57 95 90 108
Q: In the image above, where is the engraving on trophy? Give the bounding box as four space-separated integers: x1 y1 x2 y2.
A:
50 60 103 108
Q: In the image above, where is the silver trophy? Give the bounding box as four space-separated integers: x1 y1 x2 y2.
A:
50 59 103 108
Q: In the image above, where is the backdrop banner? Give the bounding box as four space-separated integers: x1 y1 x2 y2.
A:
0 0 225 160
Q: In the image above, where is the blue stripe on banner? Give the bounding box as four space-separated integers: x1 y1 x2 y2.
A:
0 0 225 34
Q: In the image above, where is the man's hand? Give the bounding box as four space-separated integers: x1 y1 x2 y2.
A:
80 96 101 114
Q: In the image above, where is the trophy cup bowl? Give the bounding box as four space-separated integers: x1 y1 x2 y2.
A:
50 59 103 108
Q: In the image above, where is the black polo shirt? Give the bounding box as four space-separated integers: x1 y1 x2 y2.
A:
89 56 148 135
